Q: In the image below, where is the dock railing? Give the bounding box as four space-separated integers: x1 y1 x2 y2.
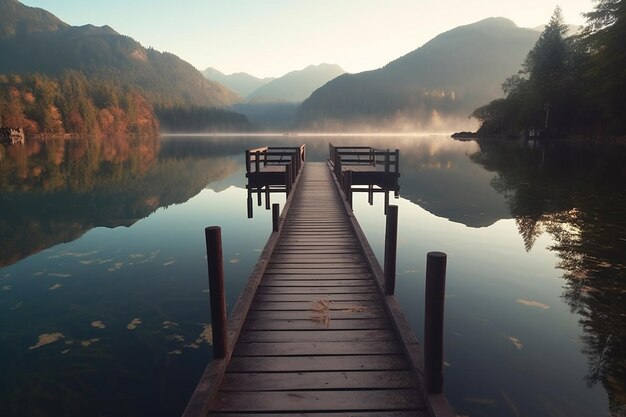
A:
245 145 306 196
328 143 399 211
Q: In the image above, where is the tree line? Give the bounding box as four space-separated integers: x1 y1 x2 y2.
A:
471 1 626 137
0 71 159 138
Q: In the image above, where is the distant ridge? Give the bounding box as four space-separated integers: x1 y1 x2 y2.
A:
202 67 275 97
247 63 345 103
297 18 541 131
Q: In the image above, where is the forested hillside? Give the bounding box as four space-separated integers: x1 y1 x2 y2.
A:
472 3 626 137
0 0 245 136
0 72 158 137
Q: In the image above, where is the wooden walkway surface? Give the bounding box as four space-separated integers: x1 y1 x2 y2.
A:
184 162 453 417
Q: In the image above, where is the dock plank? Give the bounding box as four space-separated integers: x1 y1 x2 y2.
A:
212 390 424 412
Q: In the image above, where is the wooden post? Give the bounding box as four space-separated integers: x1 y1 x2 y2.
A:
384 190 390 215
246 188 253 219
345 170 353 208
368 185 374 205
395 149 400 174
272 203 280 232
257 187 262 206
384 205 398 295
385 149 390 173
245 150 251 174
424 251 447 394
286 164 292 195
265 186 270 210
205 226 227 359
254 151 260 173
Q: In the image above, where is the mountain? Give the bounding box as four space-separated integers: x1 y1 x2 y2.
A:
0 0 237 108
202 67 274 97
247 63 345 103
297 18 541 131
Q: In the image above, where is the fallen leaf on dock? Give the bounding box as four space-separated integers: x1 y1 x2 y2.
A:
310 299 332 327
29 332 64 350
162 321 178 329
168 350 182 355
49 284 62 291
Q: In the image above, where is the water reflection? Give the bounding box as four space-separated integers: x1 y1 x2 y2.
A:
0 137 238 266
471 139 626 415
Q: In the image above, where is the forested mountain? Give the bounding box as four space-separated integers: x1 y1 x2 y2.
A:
202 67 274 97
297 18 540 131
0 0 237 108
247 64 345 103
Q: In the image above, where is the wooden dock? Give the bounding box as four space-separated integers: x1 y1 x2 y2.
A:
183 157 454 417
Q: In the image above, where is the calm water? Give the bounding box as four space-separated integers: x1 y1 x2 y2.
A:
0 134 624 417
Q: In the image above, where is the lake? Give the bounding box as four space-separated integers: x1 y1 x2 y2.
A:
0 134 624 417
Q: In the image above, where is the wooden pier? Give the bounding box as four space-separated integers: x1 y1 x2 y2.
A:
183 149 454 417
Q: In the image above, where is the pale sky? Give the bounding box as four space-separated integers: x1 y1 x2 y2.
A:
21 0 595 78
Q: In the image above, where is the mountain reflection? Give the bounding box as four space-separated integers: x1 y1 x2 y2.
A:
471 139 626 414
0 136 238 267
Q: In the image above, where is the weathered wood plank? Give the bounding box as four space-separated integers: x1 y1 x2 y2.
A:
238 329 396 343
255 286 377 294
264 268 370 275
233 341 403 356
249 300 383 311
245 309 385 320
254 293 379 302
210 412 427 417
243 318 391 331
220 371 417 391
212 390 424 412
266 263 367 269
262 273 372 280
227 355 410 372
259 280 373 287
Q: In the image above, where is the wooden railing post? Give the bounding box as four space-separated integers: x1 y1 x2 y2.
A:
384 205 398 295
385 149 390 173
254 151 260 173
245 150 251 174
204 226 227 359
286 164 293 195
345 170 353 208
265 186 270 210
395 149 400 174
424 251 447 394
272 203 280 232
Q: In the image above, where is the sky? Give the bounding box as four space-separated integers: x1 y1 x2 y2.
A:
21 0 595 78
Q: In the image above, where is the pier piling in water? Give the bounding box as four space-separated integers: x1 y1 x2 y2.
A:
204 226 227 358
424 251 447 394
